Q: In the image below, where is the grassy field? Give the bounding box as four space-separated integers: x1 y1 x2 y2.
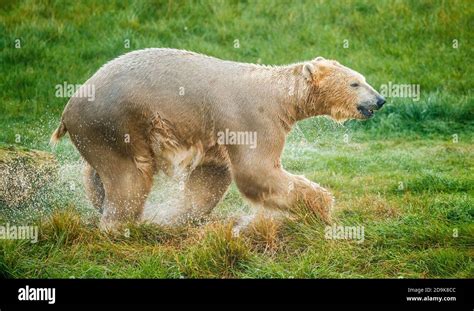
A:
0 0 473 278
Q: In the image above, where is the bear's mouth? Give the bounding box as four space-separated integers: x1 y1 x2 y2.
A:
357 106 375 119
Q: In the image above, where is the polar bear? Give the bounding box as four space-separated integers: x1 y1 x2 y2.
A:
51 48 385 231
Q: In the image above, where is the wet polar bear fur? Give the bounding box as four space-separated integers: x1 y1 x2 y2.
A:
51 48 385 231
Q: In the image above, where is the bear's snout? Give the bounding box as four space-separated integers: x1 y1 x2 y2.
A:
357 94 386 119
376 96 386 108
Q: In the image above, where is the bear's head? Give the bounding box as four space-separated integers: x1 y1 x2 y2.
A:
302 57 385 121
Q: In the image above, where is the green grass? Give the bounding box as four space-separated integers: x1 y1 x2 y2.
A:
0 0 473 278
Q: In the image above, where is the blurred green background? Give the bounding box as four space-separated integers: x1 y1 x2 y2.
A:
1 0 473 145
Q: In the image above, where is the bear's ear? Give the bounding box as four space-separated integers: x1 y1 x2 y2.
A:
315 56 325 61
302 63 315 81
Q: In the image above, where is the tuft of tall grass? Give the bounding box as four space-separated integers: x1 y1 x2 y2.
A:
243 215 285 255
177 223 252 278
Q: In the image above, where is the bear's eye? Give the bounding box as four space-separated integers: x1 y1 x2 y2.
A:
350 83 360 88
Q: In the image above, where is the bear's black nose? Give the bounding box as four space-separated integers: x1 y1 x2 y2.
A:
376 96 386 108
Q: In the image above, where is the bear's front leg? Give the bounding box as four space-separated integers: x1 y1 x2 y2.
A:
284 173 334 223
232 165 334 224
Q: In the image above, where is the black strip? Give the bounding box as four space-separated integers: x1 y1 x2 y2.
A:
0 279 472 306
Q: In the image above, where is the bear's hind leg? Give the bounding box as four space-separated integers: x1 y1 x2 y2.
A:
83 162 105 213
181 164 232 223
98 153 154 232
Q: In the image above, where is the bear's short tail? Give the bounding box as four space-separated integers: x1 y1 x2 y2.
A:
50 120 67 146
